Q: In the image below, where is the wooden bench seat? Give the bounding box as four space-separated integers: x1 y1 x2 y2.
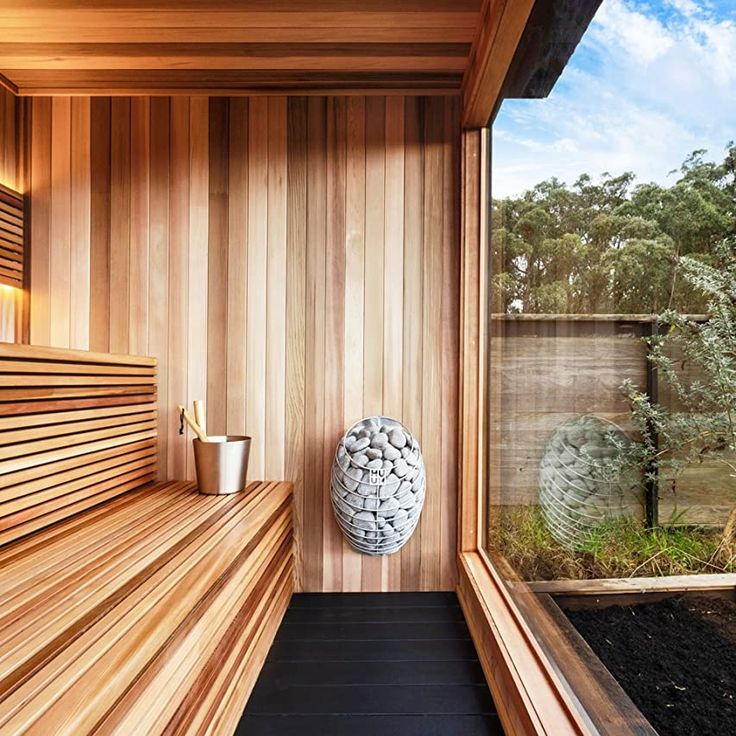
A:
0 479 293 736
0 343 294 735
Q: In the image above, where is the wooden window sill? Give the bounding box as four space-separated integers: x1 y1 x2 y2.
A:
456 550 593 736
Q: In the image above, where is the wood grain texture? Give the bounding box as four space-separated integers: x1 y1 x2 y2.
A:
0 87 20 190
0 2 479 96
461 0 535 127
25 94 460 592
458 552 593 736
0 342 157 545
0 478 294 736
458 129 484 552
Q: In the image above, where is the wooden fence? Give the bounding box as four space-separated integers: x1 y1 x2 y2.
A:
487 314 734 527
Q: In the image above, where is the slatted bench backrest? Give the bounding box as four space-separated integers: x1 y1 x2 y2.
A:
0 342 157 546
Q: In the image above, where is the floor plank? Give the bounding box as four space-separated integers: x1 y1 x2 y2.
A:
256 659 487 687
276 620 470 641
283 604 465 624
247 684 496 715
237 592 503 736
238 714 504 736
289 591 458 608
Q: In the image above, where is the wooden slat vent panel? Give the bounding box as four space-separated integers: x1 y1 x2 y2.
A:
0 342 157 545
0 183 24 290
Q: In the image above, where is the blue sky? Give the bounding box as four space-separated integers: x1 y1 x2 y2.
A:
491 0 736 197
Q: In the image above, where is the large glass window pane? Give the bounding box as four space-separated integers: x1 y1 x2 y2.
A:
484 2 736 732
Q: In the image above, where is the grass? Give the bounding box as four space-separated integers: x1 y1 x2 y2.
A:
491 506 736 581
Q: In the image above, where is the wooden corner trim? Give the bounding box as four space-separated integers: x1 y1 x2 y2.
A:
457 551 594 736
461 0 535 128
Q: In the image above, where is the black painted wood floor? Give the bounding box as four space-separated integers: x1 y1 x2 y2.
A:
236 591 504 736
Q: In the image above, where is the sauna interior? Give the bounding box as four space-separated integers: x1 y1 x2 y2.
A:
0 1 676 735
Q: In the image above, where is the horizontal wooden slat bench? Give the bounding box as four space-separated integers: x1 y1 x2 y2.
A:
0 343 294 736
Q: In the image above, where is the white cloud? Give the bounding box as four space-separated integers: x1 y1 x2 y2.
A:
492 0 736 198
593 1 675 63
667 0 700 17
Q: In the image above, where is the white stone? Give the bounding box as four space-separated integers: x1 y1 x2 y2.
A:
352 453 369 467
353 511 377 531
345 492 364 509
397 491 415 509
352 437 370 452
383 445 401 462
364 496 380 511
333 496 353 517
389 429 407 449
393 459 409 478
345 466 362 481
392 508 409 529
377 497 399 518
371 432 389 448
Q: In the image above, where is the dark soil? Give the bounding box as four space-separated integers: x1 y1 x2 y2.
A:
565 596 736 736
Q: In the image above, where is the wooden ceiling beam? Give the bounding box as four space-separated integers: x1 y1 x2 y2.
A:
0 10 479 30
461 0 535 128
0 44 469 72
0 0 480 10
9 69 463 97
0 28 477 44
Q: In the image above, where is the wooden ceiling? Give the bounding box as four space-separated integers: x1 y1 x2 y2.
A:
0 0 482 96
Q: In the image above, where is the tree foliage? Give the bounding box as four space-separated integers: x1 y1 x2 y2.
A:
617 239 736 491
492 145 736 314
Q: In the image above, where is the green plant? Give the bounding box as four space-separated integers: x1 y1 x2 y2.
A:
493 506 734 581
607 239 736 542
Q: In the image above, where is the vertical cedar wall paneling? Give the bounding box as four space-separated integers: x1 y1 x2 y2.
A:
0 86 19 190
26 95 460 592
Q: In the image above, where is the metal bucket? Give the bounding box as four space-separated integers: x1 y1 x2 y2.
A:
193 435 251 495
